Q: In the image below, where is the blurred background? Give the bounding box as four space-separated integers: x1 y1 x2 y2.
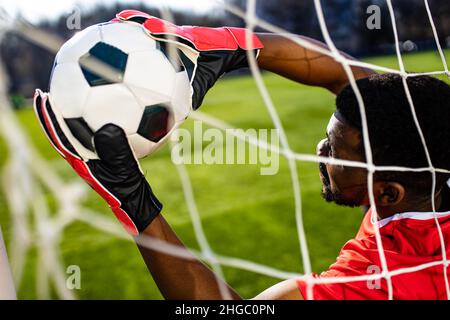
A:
1 0 450 103
0 0 449 299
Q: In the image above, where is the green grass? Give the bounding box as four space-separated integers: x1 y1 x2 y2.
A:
0 50 448 299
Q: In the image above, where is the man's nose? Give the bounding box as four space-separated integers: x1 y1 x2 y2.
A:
317 138 328 157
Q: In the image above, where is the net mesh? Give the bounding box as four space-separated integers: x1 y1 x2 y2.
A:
0 0 449 300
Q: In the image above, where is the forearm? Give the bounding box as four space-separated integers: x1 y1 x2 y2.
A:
136 215 241 300
257 33 375 94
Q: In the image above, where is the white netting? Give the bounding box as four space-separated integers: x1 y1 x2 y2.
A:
0 0 449 300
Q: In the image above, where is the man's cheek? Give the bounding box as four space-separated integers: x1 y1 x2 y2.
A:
327 166 344 190
334 167 364 188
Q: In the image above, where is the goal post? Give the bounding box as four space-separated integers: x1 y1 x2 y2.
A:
0 227 16 300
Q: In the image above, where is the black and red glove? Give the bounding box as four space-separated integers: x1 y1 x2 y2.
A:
33 12 263 235
33 90 162 236
115 9 264 109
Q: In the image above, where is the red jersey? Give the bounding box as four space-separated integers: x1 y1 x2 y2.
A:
297 209 450 299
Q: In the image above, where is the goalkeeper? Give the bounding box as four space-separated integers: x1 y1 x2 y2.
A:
34 10 450 299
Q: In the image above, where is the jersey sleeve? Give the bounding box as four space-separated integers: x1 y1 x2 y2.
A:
297 238 388 300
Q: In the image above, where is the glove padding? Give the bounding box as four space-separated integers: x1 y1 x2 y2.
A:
33 89 162 235
115 9 264 109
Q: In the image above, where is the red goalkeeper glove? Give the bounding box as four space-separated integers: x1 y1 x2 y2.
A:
33 90 162 236
115 9 264 109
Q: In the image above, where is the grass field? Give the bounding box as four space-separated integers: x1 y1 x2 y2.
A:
0 50 449 299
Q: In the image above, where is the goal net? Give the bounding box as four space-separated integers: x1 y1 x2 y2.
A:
0 0 449 300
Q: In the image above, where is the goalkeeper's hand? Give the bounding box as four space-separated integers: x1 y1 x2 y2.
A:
115 9 264 110
33 90 162 236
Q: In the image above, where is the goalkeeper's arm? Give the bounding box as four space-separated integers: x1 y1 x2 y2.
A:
257 33 375 94
114 10 373 108
137 215 302 300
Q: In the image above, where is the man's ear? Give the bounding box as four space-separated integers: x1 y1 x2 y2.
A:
374 181 405 207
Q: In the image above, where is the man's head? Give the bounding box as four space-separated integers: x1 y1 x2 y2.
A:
318 73 450 215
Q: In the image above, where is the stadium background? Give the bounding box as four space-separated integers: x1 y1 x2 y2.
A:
0 0 449 299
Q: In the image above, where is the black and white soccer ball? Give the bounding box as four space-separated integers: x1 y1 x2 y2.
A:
49 22 192 159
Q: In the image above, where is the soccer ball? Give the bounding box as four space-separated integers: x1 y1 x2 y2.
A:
49 21 193 159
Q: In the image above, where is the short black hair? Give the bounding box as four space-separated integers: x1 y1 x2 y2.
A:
336 73 450 196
